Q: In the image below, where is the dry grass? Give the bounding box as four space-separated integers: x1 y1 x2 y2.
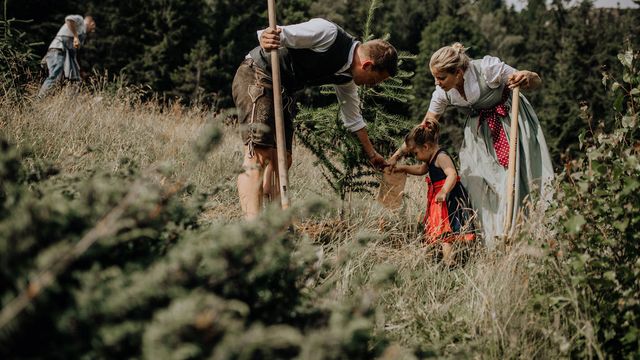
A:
1 87 568 358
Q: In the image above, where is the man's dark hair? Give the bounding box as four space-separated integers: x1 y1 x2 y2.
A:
362 39 398 77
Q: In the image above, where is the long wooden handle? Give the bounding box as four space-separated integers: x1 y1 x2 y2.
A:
504 86 520 236
267 0 290 210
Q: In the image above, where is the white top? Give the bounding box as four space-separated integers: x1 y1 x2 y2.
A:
428 56 517 115
48 15 86 50
255 18 365 132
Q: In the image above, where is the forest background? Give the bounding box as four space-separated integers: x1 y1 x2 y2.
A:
7 0 640 162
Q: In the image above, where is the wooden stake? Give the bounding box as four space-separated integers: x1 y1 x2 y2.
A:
267 0 290 210
504 86 520 237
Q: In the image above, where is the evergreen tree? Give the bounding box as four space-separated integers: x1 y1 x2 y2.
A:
534 1 639 163
463 0 522 64
372 0 441 54
169 38 217 105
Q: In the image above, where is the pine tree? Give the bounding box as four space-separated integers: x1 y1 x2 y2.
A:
535 1 638 163
169 38 217 105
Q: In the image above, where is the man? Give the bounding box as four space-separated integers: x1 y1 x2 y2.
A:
232 18 398 219
38 15 96 97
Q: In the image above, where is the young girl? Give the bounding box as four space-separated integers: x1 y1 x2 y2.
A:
391 121 476 265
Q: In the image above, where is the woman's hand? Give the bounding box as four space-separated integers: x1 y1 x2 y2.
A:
507 70 541 90
421 111 441 127
259 27 281 51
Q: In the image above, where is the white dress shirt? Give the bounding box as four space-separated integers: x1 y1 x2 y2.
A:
256 18 365 132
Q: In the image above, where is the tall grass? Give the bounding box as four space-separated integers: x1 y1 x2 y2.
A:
1 86 573 358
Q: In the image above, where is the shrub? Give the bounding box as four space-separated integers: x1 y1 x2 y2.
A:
545 45 640 358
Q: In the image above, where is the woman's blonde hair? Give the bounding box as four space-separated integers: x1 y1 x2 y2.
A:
429 42 470 74
405 119 439 147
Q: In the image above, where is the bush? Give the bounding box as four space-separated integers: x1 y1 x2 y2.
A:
0 135 397 358
545 46 640 358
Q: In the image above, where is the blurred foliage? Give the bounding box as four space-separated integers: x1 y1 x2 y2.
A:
540 45 640 358
0 131 402 358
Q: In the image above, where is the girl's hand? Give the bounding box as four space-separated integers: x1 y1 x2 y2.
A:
392 164 406 173
386 155 399 172
435 191 447 203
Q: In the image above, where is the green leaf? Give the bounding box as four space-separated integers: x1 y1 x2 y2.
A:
613 219 629 232
619 50 633 68
613 94 625 112
631 88 640 96
621 178 640 196
603 271 616 281
621 115 637 128
565 214 586 234
621 327 638 345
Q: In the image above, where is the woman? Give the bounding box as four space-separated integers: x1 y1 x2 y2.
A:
392 43 553 248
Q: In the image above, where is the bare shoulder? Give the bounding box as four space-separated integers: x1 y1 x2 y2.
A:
435 151 456 172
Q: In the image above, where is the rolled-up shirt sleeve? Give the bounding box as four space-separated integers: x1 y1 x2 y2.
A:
335 81 365 132
427 87 449 115
257 18 337 52
482 55 517 89
65 15 83 26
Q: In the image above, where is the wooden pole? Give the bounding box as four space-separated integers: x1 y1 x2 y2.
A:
504 86 520 236
266 0 290 210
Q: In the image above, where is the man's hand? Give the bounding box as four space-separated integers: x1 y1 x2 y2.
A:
73 36 80 49
260 27 281 51
368 151 387 169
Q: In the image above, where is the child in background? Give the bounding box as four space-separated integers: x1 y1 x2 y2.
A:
389 121 476 265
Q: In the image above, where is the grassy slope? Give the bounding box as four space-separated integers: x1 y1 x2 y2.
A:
1 88 568 358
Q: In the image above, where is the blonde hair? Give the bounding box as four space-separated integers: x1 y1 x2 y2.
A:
429 42 470 74
405 119 439 147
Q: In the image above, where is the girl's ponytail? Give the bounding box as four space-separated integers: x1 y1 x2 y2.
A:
407 120 440 146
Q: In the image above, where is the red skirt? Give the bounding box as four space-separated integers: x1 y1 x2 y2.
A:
424 177 476 244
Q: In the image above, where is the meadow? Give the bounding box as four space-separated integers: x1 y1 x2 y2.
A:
0 86 584 359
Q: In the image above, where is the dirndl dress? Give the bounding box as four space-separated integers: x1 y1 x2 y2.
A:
445 59 554 247
424 149 477 244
